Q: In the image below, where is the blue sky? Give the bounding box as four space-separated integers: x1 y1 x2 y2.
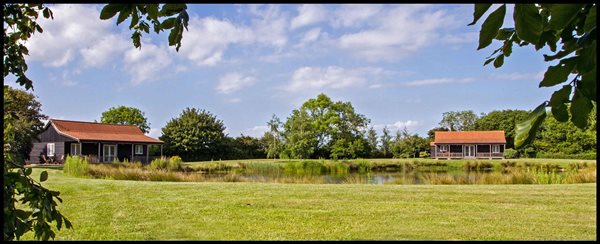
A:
6 4 556 139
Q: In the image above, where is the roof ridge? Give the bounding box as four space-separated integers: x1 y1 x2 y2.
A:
50 118 140 127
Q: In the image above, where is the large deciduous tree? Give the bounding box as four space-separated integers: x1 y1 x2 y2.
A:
470 4 596 148
160 108 226 161
101 106 151 134
3 86 48 161
438 110 478 131
281 93 370 159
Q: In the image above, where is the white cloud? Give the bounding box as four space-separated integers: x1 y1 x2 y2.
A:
403 78 474 87
242 125 269 138
25 5 128 68
123 43 172 85
369 84 383 89
489 71 545 81
337 5 458 61
180 17 253 66
248 5 289 48
297 27 322 46
290 4 327 30
287 66 383 92
373 120 421 133
225 98 242 103
180 6 288 66
441 32 478 44
147 128 162 138
331 4 383 28
217 72 256 94
80 34 129 67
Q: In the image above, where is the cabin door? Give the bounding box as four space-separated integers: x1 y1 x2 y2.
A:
465 145 475 158
103 144 116 162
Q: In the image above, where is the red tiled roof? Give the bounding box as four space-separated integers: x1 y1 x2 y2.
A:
432 131 506 144
49 119 163 144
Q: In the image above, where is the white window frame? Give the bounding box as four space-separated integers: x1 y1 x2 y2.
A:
47 143 55 157
71 143 80 155
103 144 116 162
492 145 500 153
135 145 143 155
439 145 448 152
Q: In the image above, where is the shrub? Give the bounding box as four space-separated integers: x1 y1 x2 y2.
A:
419 151 430 158
355 159 372 173
167 156 183 171
150 157 168 170
503 148 519 159
63 155 89 177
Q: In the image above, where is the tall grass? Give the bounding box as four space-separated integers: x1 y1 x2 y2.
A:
63 155 89 177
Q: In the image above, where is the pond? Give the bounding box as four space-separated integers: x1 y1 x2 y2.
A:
194 167 584 185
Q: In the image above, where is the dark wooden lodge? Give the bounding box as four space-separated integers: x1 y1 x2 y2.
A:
28 119 163 164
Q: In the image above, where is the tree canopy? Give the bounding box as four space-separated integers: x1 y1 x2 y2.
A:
470 3 596 148
160 108 226 161
101 106 151 134
438 110 478 131
280 93 370 159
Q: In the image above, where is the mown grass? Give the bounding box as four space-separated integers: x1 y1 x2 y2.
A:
20 168 596 240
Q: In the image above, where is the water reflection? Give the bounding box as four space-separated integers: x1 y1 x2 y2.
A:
197 169 510 185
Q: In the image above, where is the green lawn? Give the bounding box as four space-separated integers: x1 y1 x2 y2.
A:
21 167 596 240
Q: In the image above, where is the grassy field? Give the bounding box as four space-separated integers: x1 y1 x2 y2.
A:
19 167 596 240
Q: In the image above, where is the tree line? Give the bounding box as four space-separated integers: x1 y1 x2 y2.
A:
8 87 595 163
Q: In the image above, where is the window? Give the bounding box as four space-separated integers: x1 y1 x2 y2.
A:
47 143 55 156
71 143 80 155
439 145 448 152
103 144 116 162
135 145 143 155
492 145 500 153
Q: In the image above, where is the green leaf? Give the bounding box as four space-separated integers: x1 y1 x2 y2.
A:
99 4 124 20
129 7 139 29
570 88 593 128
514 4 543 44
40 171 48 182
539 57 577 87
493 54 504 68
35 24 43 33
116 5 132 25
25 167 32 176
168 25 180 46
469 4 493 26
495 28 514 40
515 102 547 148
131 31 141 49
579 67 596 101
160 18 177 29
478 4 506 50
43 8 50 18
584 5 596 32
549 85 572 122
549 4 584 30
484 58 494 66
502 40 513 57
146 4 159 20
64 217 73 229
578 41 596 73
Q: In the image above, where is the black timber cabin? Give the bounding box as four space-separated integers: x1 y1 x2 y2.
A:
28 119 163 164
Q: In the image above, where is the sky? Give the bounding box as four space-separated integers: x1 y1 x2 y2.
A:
6 4 557 139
